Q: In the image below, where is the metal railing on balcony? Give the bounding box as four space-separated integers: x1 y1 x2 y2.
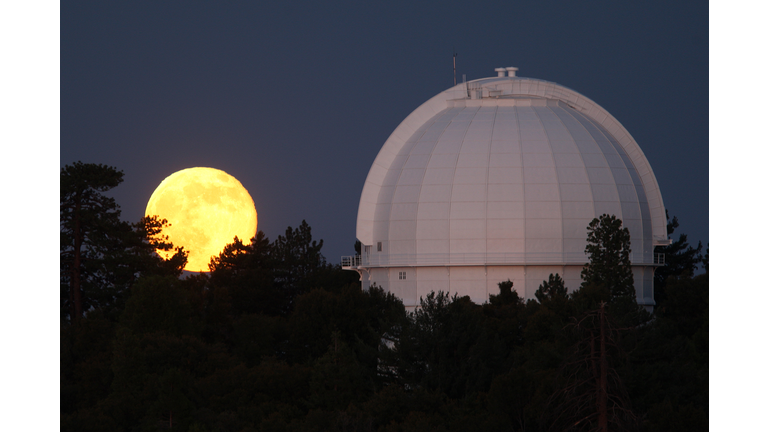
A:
343 251 667 268
341 255 362 268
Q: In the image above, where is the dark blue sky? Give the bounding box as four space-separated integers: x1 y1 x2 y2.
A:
60 0 708 263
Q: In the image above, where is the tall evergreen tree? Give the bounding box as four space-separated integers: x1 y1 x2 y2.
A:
653 210 704 305
271 220 328 308
208 232 282 316
61 162 186 322
545 303 638 432
581 214 634 302
536 273 568 303
489 279 520 306
61 162 126 321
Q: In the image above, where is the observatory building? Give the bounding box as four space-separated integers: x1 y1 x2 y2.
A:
343 67 668 310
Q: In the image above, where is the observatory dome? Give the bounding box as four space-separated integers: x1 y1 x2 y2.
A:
345 68 668 309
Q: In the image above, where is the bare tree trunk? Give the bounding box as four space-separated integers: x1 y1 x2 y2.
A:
71 196 83 321
598 302 608 432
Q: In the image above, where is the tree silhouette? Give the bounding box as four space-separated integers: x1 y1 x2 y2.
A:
271 220 328 309
536 273 568 303
489 279 520 306
60 162 125 321
653 210 704 305
545 303 638 432
60 176 708 430
208 232 282 316
61 162 186 322
581 214 634 302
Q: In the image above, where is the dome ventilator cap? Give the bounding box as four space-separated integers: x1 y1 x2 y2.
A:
496 67 519 77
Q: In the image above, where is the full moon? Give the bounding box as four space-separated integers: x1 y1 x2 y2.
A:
145 167 258 272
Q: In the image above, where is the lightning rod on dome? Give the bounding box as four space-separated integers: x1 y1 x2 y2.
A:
452 49 457 86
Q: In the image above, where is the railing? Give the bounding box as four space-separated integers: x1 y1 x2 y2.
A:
341 255 362 268
361 252 590 266
467 81 483 98
343 251 667 268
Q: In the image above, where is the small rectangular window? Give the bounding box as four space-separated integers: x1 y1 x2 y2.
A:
377 242 382 252
399 271 406 280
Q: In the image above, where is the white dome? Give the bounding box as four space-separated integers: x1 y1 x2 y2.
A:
351 70 667 308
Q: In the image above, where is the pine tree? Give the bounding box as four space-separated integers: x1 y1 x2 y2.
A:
60 162 126 321
581 214 634 302
545 302 638 432
271 220 327 306
536 273 568 303
61 162 186 322
653 210 704 305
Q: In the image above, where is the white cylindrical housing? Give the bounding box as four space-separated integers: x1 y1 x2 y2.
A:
494 67 506 77
506 67 518 77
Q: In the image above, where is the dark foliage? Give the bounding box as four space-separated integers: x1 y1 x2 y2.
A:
535 273 568 304
544 303 638 432
61 162 126 321
62 268 707 431
61 169 707 431
61 162 186 323
653 210 704 306
581 214 634 302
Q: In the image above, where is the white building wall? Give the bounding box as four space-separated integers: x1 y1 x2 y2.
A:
486 266 526 298
365 264 656 309
562 266 584 294
522 266 563 299
388 267 417 306
449 267 487 305
416 267 449 305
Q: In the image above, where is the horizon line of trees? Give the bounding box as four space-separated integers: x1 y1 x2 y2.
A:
61 162 708 431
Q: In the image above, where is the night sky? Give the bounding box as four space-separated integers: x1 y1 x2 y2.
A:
60 0 709 264
5 1 764 428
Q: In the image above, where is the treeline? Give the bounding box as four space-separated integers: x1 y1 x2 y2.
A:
61 163 708 431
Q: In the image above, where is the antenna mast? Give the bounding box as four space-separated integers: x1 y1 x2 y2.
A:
453 48 457 86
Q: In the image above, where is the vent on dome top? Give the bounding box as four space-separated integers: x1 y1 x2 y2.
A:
494 67 519 77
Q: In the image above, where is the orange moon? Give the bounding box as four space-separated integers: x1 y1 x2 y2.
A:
145 167 258 272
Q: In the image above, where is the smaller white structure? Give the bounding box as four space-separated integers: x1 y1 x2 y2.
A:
344 68 668 310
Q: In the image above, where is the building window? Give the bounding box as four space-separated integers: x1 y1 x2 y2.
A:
377 242 382 252
399 271 406 280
